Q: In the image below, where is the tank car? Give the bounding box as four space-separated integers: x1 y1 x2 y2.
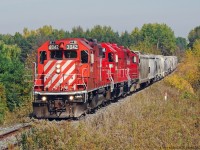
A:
134 52 150 86
148 55 157 83
164 56 173 75
171 56 178 71
154 55 165 79
134 52 166 86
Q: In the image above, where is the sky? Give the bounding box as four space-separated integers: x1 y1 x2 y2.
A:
0 0 200 38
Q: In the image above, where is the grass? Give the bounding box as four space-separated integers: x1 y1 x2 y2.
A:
19 79 200 150
1 100 32 127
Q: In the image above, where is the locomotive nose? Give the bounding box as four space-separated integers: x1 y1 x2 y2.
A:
44 60 76 91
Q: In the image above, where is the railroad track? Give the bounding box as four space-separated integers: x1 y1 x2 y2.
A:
0 123 31 150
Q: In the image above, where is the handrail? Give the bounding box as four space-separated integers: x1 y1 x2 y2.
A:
125 68 131 87
107 69 114 92
81 68 87 90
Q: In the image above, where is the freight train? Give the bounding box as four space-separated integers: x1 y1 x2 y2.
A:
32 38 177 119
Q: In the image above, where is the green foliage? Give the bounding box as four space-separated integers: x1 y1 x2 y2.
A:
0 41 31 113
176 37 187 51
2 61 26 111
130 40 161 55
13 32 32 62
0 83 7 124
88 25 120 43
70 26 86 38
1 24 179 61
119 31 133 47
130 23 176 55
0 34 15 45
188 26 200 48
0 41 21 60
131 27 141 45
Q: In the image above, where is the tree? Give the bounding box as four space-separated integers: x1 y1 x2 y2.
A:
176 37 187 51
13 32 32 62
88 25 105 41
0 34 15 45
188 26 200 48
70 26 85 38
131 23 176 55
130 27 141 46
88 25 118 43
119 31 132 47
0 41 30 111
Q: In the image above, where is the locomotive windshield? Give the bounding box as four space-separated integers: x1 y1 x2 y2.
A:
50 50 77 60
50 50 62 60
64 50 77 58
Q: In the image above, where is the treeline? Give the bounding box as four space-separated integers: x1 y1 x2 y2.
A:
0 23 188 63
0 23 199 124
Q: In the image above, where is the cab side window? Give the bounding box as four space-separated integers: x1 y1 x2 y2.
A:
108 53 114 62
132 56 137 63
40 51 47 64
102 48 106 58
81 50 88 63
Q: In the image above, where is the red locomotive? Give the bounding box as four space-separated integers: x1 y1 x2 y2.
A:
33 38 139 118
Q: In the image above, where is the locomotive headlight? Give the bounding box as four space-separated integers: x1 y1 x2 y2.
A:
69 95 74 101
56 68 61 74
56 64 61 69
41 96 47 101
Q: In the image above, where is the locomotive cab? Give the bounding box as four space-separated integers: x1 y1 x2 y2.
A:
33 38 102 118
101 43 117 83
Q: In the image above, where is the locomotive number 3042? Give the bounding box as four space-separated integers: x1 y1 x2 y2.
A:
66 44 78 50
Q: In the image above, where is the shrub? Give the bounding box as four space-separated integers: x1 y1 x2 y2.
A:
0 83 7 124
164 74 194 94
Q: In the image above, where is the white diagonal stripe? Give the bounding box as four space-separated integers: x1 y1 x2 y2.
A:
45 74 58 88
63 64 75 80
54 63 75 88
54 60 74 87
44 60 62 83
46 60 63 75
68 74 76 85
44 60 53 72
54 76 64 88
62 60 73 72
51 74 59 84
